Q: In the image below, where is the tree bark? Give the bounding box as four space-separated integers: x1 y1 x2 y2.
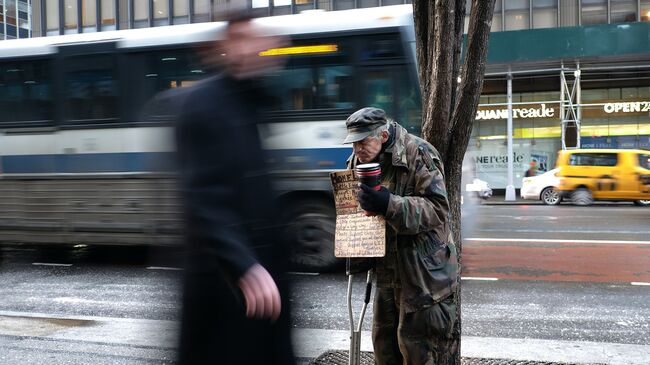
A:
413 0 496 363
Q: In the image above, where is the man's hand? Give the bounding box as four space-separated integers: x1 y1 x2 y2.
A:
357 183 390 216
238 264 281 321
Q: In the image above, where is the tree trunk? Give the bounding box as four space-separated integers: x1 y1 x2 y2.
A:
413 0 496 363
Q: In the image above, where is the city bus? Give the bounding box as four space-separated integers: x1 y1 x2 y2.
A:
0 5 421 271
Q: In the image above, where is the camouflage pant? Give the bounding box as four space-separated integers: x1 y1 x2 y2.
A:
372 287 457 365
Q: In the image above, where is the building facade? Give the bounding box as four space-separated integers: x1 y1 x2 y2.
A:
1 0 31 40
466 1 650 189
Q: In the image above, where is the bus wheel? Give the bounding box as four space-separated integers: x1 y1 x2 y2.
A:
634 200 650 206
284 199 340 272
572 188 593 206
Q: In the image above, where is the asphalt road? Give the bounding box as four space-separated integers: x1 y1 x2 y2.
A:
0 203 648 364
462 204 650 283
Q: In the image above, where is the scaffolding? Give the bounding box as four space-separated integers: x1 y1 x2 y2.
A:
560 63 582 150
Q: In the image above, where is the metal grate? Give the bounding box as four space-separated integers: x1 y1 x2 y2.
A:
309 351 605 365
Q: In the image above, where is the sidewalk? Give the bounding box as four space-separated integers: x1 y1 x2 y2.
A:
294 328 648 365
1 311 648 365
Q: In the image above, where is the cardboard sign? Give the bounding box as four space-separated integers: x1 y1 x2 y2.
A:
329 170 385 258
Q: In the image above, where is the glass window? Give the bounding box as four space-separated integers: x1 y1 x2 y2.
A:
193 0 210 22
505 0 530 31
6 0 15 15
560 0 579 26
134 0 148 27
64 0 77 30
64 55 117 122
173 0 188 17
335 0 355 10
0 60 53 126
126 48 205 121
275 0 291 5
492 0 503 32
82 0 97 28
611 0 637 23
581 0 607 25
359 0 378 8
639 154 650 169
569 153 618 166
533 0 558 29
296 0 315 13
154 0 168 18
153 0 168 25
46 0 60 31
252 0 269 8
262 39 354 112
642 0 650 21
317 0 332 11
101 0 116 27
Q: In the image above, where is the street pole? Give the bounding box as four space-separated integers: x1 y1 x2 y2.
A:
505 70 516 201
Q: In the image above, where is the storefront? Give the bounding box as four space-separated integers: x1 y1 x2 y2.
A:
467 79 650 189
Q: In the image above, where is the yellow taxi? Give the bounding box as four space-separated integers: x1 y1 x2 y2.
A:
556 149 650 206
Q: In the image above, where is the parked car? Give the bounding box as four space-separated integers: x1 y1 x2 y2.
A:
556 149 650 206
465 178 493 200
521 168 562 205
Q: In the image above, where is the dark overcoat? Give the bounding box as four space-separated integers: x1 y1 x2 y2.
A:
174 75 294 365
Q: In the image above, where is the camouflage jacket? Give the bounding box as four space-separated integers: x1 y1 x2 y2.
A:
348 122 458 313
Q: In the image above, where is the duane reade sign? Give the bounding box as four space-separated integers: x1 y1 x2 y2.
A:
476 103 555 120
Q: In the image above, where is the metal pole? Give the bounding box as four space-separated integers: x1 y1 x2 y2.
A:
505 70 516 201
575 63 581 148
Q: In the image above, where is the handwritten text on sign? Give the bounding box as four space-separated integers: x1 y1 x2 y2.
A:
330 170 385 258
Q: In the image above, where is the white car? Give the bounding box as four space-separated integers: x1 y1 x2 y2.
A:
521 168 562 205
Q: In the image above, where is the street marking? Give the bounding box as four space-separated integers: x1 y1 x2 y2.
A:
465 238 650 245
462 277 499 281
32 263 72 267
288 272 320 276
631 282 650 286
146 266 183 271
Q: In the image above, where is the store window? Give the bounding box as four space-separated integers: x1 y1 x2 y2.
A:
101 0 116 29
533 0 558 29
581 0 607 25
560 0 579 26
642 0 650 21
492 0 503 32
505 0 530 30
611 0 637 23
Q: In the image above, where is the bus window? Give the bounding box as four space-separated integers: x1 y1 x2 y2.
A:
362 69 398 119
64 54 117 123
125 48 204 122
0 59 53 127
396 71 421 135
262 38 354 113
